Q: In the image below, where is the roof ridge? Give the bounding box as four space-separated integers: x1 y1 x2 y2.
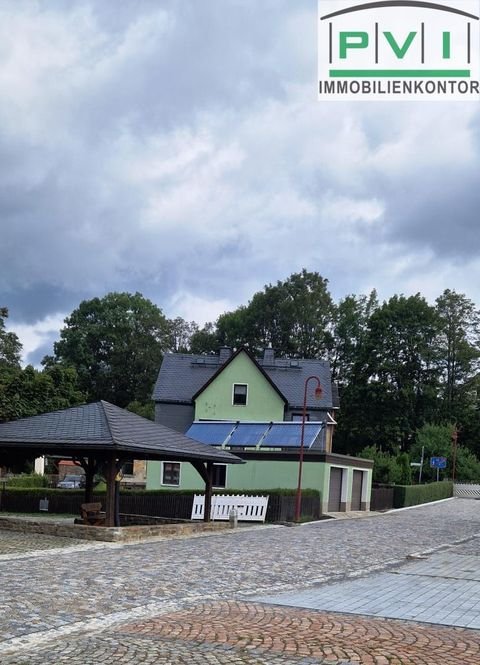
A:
99 400 118 444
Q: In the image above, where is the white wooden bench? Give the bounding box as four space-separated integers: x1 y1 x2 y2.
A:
191 494 269 522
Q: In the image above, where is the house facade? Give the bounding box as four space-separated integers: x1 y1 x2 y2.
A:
149 346 373 513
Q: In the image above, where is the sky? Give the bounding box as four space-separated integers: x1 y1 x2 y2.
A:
1 0 480 365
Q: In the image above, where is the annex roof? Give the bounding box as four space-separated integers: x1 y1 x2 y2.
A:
153 349 337 410
0 401 242 465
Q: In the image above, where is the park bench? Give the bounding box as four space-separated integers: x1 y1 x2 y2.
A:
80 502 106 526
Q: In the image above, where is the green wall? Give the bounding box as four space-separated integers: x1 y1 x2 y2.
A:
147 459 328 492
194 351 285 421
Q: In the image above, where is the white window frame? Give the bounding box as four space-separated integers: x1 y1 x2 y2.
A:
212 463 228 489
232 383 248 406
161 461 181 487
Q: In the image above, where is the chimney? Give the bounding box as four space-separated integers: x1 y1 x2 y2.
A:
219 346 232 364
263 347 275 365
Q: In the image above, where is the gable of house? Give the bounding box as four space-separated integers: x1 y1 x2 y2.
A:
194 349 286 421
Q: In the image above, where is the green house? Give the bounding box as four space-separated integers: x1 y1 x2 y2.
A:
149 347 373 512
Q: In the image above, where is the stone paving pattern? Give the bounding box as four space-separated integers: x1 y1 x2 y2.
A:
1 499 480 663
257 553 480 628
0 528 86 555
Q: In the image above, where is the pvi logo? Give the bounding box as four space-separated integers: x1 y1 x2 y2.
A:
318 0 480 100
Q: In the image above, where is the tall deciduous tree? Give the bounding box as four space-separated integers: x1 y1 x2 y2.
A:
51 292 170 407
435 289 480 418
0 307 22 372
337 294 441 453
330 290 378 385
217 270 335 357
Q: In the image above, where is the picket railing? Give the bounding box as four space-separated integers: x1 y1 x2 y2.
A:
454 483 480 499
191 494 269 522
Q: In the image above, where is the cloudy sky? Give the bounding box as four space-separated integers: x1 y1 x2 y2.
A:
1 0 480 365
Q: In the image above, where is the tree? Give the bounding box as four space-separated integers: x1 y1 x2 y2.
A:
0 365 84 423
337 294 441 453
167 317 198 353
411 423 480 483
189 322 219 354
330 290 378 385
435 289 480 418
216 270 335 357
51 292 170 407
0 307 21 372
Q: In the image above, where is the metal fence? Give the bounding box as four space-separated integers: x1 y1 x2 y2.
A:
454 483 480 499
370 486 395 511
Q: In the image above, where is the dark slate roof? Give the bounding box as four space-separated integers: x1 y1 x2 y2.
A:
0 401 242 464
152 350 337 410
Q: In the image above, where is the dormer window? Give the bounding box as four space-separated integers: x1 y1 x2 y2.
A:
233 383 248 406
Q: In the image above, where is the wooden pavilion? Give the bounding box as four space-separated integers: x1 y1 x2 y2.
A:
0 401 242 526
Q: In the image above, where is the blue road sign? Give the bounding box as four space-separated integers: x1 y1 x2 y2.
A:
430 456 447 469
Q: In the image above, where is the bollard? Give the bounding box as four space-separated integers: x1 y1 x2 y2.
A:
229 507 238 529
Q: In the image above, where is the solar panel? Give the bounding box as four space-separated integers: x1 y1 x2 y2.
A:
186 422 235 445
262 423 322 448
228 423 269 447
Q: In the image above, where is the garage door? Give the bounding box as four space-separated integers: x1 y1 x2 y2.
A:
328 467 343 511
351 470 363 511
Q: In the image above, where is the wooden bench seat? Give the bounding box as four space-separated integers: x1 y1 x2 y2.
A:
80 502 106 526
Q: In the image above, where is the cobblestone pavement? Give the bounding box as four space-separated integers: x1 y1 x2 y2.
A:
0 528 86 555
0 498 480 664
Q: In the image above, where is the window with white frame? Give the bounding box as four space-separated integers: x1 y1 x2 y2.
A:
212 464 227 488
233 383 248 406
161 461 180 486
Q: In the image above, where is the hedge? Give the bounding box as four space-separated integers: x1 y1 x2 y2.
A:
0 487 320 498
393 481 453 508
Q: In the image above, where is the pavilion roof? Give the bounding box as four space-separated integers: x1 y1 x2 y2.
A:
0 401 242 464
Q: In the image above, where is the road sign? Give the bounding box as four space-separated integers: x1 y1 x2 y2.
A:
430 457 447 469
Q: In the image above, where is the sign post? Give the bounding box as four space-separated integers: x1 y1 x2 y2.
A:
430 456 447 482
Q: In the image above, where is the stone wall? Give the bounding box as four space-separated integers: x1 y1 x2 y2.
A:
0 516 229 542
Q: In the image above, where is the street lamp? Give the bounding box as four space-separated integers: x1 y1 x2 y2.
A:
295 375 323 522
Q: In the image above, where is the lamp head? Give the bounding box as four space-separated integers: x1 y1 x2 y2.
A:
314 385 323 400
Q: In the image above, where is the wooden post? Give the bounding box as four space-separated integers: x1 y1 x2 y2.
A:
105 456 118 527
204 462 213 523
84 456 96 504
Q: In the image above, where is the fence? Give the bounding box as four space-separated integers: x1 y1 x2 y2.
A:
370 486 394 511
0 489 320 523
191 494 269 522
454 483 480 499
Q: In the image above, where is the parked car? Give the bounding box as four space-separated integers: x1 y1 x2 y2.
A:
57 474 85 489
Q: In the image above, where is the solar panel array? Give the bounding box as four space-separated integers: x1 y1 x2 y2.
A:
186 421 324 450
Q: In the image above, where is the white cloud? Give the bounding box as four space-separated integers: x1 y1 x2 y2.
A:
0 0 480 364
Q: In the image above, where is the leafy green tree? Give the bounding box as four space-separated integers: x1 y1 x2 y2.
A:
0 307 22 372
126 399 155 421
330 290 378 385
50 292 170 407
409 423 480 483
338 295 441 453
217 270 335 357
189 322 219 354
0 365 84 423
360 445 411 484
167 317 198 353
435 289 480 418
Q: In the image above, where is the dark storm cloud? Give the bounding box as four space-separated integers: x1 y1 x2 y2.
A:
0 0 479 361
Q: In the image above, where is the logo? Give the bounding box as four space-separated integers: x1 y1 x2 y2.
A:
318 0 480 100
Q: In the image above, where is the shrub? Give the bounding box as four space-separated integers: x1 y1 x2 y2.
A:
4 473 49 488
393 481 453 508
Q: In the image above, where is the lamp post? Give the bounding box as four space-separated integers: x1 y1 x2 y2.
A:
295 375 322 522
